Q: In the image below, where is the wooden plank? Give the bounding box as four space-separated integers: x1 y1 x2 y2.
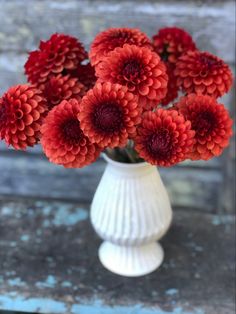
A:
0 153 223 212
0 140 223 168
0 0 234 63
0 199 235 313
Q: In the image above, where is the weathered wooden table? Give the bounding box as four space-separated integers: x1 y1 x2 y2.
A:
0 198 235 314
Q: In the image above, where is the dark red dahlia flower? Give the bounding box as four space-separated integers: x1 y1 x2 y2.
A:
78 82 141 148
25 33 88 84
175 94 233 160
39 74 86 110
174 51 233 98
0 84 47 150
161 63 179 106
152 27 196 64
41 99 101 168
68 63 97 91
96 44 168 110
90 27 152 67
134 109 195 166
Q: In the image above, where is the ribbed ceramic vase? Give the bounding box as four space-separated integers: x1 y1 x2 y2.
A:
90 155 173 277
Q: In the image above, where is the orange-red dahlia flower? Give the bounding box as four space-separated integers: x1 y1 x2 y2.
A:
41 99 101 168
174 51 233 98
152 27 196 64
90 27 152 67
39 74 86 110
134 109 195 166
25 33 88 84
68 63 97 91
175 94 233 160
161 63 179 106
78 82 141 148
0 84 47 150
96 44 168 110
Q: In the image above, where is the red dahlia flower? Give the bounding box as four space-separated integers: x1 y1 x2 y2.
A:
152 27 196 64
68 63 97 91
25 33 88 84
161 63 179 106
174 51 233 98
78 82 141 148
96 44 168 110
0 84 47 150
175 94 233 160
40 74 86 110
90 27 152 67
41 99 101 168
134 109 195 166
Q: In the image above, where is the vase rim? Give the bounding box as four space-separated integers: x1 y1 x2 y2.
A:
102 153 151 168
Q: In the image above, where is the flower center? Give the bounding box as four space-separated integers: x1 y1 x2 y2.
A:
148 128 172 158
198 53 223 76
110 30 129 40
62 119 84 143
122 59 142 83
93 103 123 133
193 111 216 136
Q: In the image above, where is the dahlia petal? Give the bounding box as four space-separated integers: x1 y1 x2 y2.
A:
0 84 47 149
139 85 149 96
41 99 101 168
135 108 194 166
175 51 233 98
175 94 233 161
25 34 87 84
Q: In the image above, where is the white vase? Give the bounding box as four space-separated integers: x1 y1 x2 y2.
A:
90 154 173 277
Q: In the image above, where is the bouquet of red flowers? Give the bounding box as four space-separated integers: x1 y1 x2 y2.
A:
0 27 233 167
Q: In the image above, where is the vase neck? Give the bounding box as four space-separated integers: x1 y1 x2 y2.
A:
104 156 157 177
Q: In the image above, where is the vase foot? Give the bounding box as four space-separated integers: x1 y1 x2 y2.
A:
98 241 164 277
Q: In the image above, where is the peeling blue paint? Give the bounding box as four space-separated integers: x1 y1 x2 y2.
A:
71 301 205 314
41 205 88 228
43 219 51 228
212 215 234 226
10 242 17 247
0 296 67 313
165 289 178 296
53 206 88 226
0 295 206 314
1 206 14 216
61 281 72 287
8 278 26 287
20 234 30 242
43 206 52 216
36 275 57 289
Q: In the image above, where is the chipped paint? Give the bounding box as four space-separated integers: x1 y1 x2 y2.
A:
0 295 205 314
165 289 178 296
212 215 235 226
20 234 30 242
35 275 57 289
7 278 26 287
52 205 88 226
1 206 14 216
40 204 88 228
71 299 205 314
61 281 72 288
0 296 67 313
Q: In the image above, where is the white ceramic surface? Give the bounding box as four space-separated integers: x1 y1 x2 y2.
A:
90 154 172 277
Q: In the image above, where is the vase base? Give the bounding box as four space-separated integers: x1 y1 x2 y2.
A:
98 241 164 277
